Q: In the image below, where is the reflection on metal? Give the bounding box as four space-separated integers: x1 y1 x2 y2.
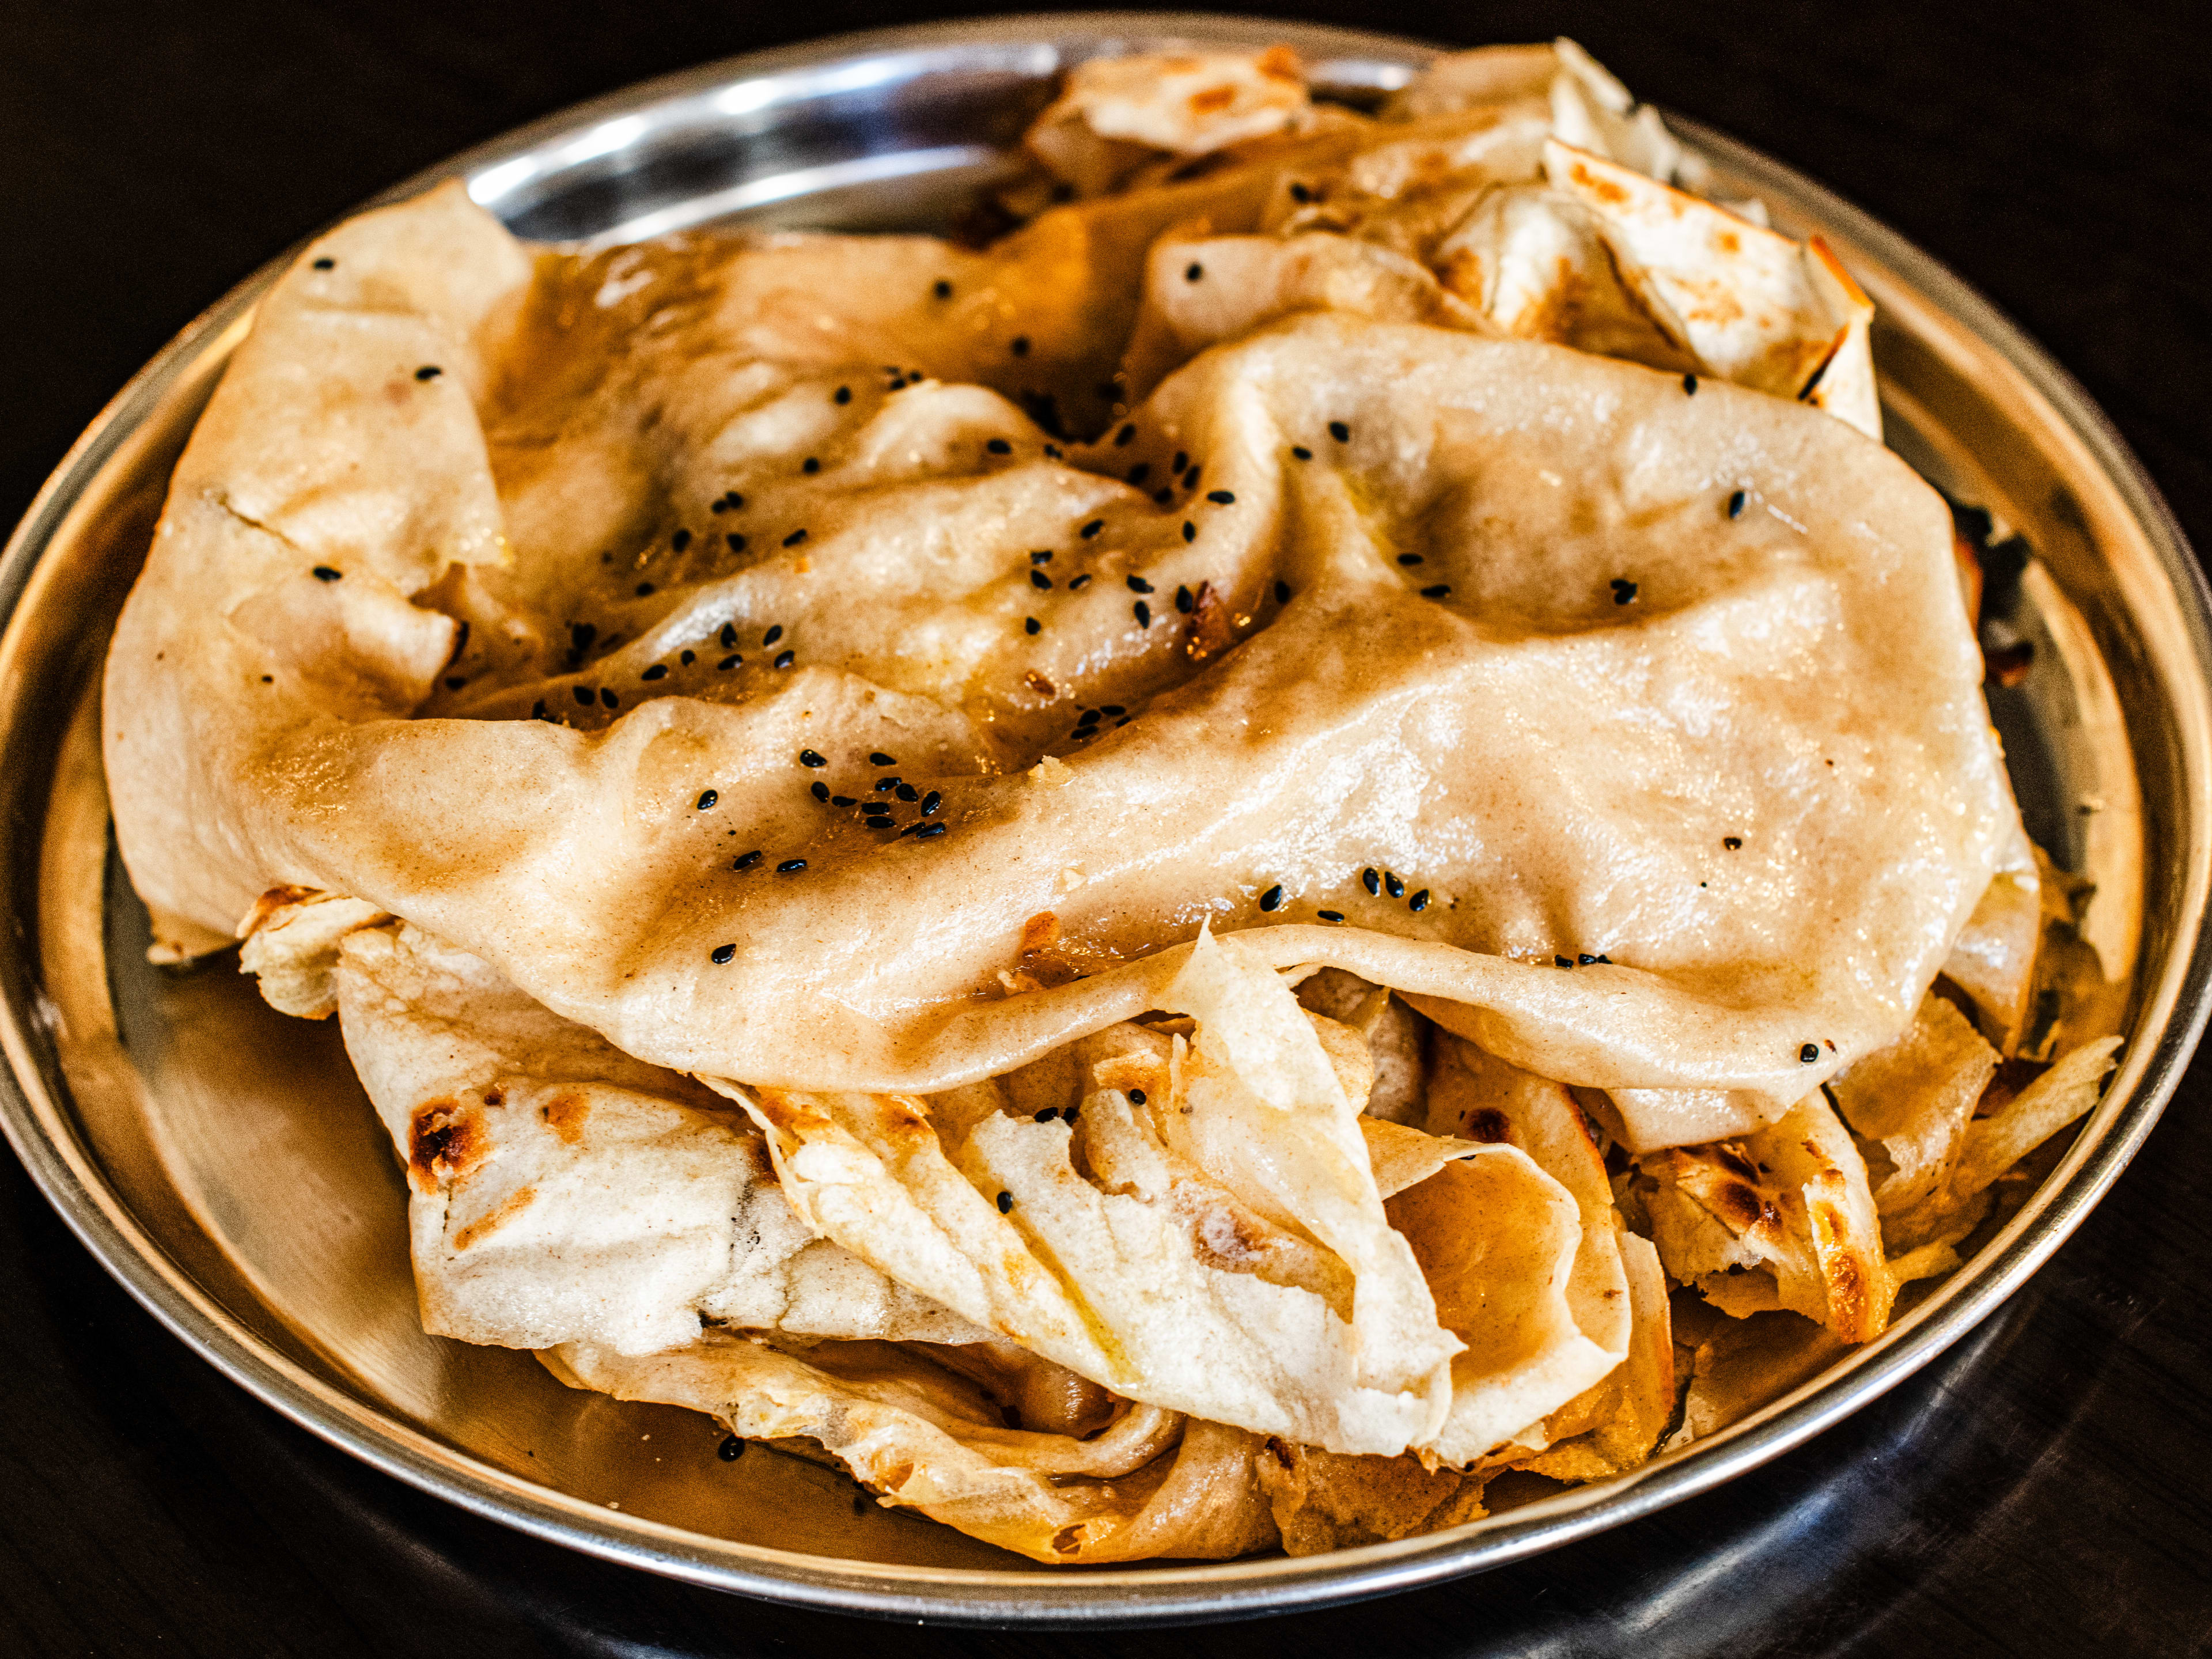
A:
0 12 2206 1628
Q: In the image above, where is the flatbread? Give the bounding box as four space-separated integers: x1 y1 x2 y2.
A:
107 186 2009 1162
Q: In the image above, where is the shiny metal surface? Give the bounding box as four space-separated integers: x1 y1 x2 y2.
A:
1 12 2206 1627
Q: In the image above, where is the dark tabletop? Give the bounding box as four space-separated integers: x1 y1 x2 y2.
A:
6 1 2212 1654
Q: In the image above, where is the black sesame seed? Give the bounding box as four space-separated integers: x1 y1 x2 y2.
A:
1317 910 1344 922
933 279 953 299
1182 465 1200 488
1025 616 1041 635
312 565 342 582
914 791 939 817
1724 835 1743 850
831 795 856 807
1612 578 1638 604
811 781 830 802
710 498 729 514
1176 584 1194 613
1259 885 1283 912
783 529 808 548
1081 518 1105 539
1153 487 1175 505
876 777 900 791
1409 889 1430 912
720 623 738 648
1185 262 1204 282
1384 872 1404 899
1328 421 1350 443
1728 490 1747 518
763 625 784 646
1290 181 1312 203
987 438 1013 456
718 654 741 670
1069 574 1091 590
773 649 794 669
777 858 808 874
1126 575 1153 594
1030 550 1054 566
916 822 948 839
1362 868 1380 896
711 944 736 964
1100 704 1124 716
1128 1090 1147 1105
734 850 763 869
1181 521 1196 543
312 256 335 270
414 365 442 381
1274 580 1291 604
727 493 748 511
635 582 656 597
1172 452 1188 472
1398 554 1424 566
1801 1043 1821 1063
532 699 548 718
1077 711 1101 729
574 685 594 706
1683 373 1699 395
1115 423 1137 446
996 1191 1014 1213
642 664 668 681
1291 445 1313 460
802 457 820 475
1011 335 1031 357
444 675 467 691
1127 462 1151 486
798 748 827 768
869 752 897 766
1134 600 1152 627
896 783 920 802
1596 955 1612 964
1035 1107 1059 1123
695 789 718 812
1206 490 1234 505
600 689 619 709
865 816 894 830
1556 955 1574 968
1421 584 1452 599
718 1434 746 1460
1031 569 1052 590
672 528 692 552
680 649 695 666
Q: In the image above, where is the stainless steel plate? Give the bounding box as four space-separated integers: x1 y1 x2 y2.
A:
2 12 2207 1627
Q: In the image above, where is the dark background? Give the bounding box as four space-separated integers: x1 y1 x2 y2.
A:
5 2 2210 1654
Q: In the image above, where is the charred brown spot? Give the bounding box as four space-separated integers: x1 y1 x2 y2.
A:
1018 911 1062 957
1265 1435 1296 1469
1463 1108 1513 1145
1569 160 1629 207
1256 44 1301 81
482 1088 504 1107
1017 910 1078 987
541 1092 590 1145
1710 1179 1773 1233
1188 83 1238 115
1023 668 1058 697
408 1098 484 1193
1184 578 1236 662
452 1184 536 1251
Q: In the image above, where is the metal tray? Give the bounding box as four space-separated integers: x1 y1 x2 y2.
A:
2 12 2206 1628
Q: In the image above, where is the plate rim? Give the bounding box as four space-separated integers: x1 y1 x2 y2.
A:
2 10 2209 1627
